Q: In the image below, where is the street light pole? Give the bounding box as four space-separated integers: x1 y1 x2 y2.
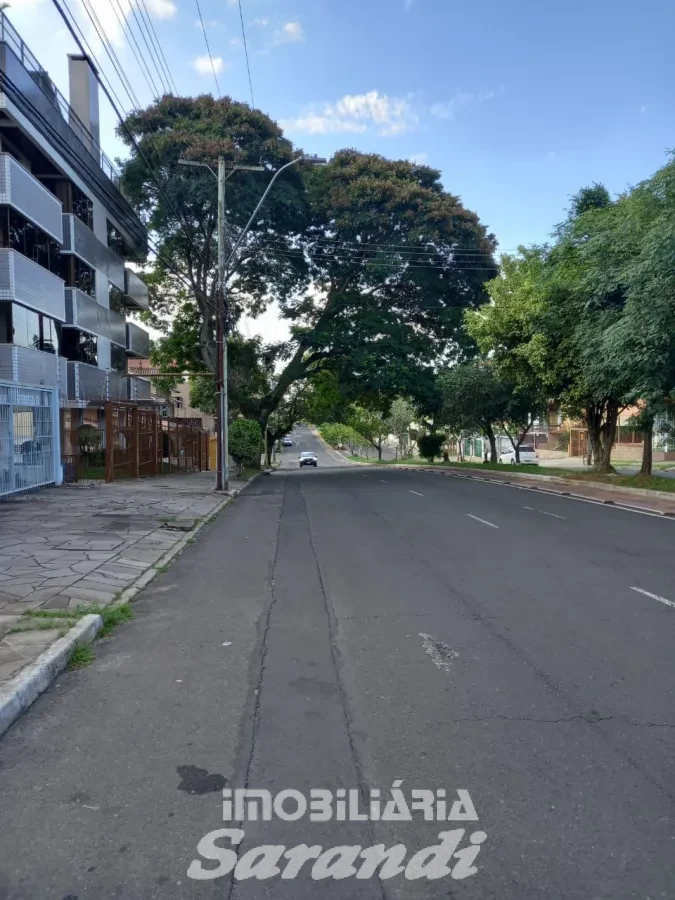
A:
177 157 263 491
178 154 325 489
217 155 229 490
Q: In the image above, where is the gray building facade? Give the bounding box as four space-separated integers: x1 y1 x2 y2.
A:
0 12 151 497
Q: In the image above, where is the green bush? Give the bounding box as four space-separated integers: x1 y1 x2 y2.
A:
228 419 262 475
418 432 445 463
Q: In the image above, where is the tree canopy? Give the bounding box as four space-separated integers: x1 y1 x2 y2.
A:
119 96 498 431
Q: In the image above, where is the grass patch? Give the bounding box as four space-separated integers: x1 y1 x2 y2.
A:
23 602 134 637
562 472 675 493
68 643 94 669
9 618 78 634
95 603 134 637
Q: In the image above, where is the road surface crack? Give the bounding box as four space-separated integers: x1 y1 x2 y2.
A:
300 481 389 900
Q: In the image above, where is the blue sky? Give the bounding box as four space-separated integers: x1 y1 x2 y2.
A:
8 0 675 253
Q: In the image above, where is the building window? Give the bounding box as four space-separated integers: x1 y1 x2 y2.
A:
41 316 60 355
2 303 60 354
71 185 94 230
11 303 40 350
109 281 125 314
61 328 98 366
62 256 96 299
110 342 127 373
107 220 126 257
0 206 61 274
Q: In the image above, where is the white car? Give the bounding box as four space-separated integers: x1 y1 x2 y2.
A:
498 445 538 465
299 452 318 468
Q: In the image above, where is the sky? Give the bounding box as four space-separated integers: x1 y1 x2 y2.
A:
5 0 675 341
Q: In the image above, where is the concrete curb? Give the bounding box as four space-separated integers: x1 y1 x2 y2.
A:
0 614 102 740
378 464 675 517
0 472 261 742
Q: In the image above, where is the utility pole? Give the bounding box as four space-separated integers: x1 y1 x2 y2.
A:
217 155 228 490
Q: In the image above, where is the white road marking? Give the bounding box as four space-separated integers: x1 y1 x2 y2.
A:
409 490 423 496
380 479 388 483
419 633 458 675
466 513 498 528
524 506 566 520
443 472 675 522
630 586 675 609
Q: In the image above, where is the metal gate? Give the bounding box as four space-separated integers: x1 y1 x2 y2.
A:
0 383 55 498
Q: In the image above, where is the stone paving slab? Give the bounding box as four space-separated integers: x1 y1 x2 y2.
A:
0 472 247 688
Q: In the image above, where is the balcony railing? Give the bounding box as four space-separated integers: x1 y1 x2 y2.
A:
64 288 126 347
0 13 119 186
64 360 134 405
0 153 63 241
62 214 125 290
126 321 150 358
0 249 66 321
0 343 63 390
123 267 149 311
131 377 153 400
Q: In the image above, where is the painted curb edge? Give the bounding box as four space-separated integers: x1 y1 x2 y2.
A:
0 614 102 740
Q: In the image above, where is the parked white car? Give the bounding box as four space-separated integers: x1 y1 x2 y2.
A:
498 445 538 465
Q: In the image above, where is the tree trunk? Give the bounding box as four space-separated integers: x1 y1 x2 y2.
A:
485 425 497 463
640 419 653 476
377 442 382 461
587 401 619 474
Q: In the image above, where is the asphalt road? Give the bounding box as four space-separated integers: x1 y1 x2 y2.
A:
0 429 674 899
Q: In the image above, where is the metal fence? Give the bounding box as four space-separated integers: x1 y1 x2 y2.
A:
61 405 210 483
1 383 55 497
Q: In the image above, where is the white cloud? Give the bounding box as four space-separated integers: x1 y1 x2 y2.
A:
430 88 497 120
193 55 227 76
640 105 648 113
274 21 304 44
146 0 177 18
281 90 417 137
251 17 270 27
408 152 428 164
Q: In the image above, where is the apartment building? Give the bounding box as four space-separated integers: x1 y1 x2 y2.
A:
0 12 151 497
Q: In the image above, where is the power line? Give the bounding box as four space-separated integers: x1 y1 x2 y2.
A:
109 0 162 99
77 0 141 110
237 0 255 107
259 240 500 264
262 235 507 254
52 0 209 270
133 0 177 95
255 246 499 271
194 0 221 97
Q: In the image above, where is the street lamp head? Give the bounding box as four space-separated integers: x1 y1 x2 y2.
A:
301 155 328 166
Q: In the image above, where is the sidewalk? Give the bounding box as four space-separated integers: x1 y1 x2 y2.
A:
0 472 247 689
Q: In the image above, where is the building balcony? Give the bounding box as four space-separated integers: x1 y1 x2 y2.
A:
0 153 63 242
0 343 64 390
61 214 125 290
64 287 126 346
64 360 134 405
0 13 147 259
128 376 152 401
0 248 66 321
126 321 150 358
123 268 149 312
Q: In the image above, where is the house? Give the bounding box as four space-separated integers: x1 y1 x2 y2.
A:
0 11 151 497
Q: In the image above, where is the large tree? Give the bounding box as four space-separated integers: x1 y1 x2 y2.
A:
119 96 497 431
437 361 509 462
